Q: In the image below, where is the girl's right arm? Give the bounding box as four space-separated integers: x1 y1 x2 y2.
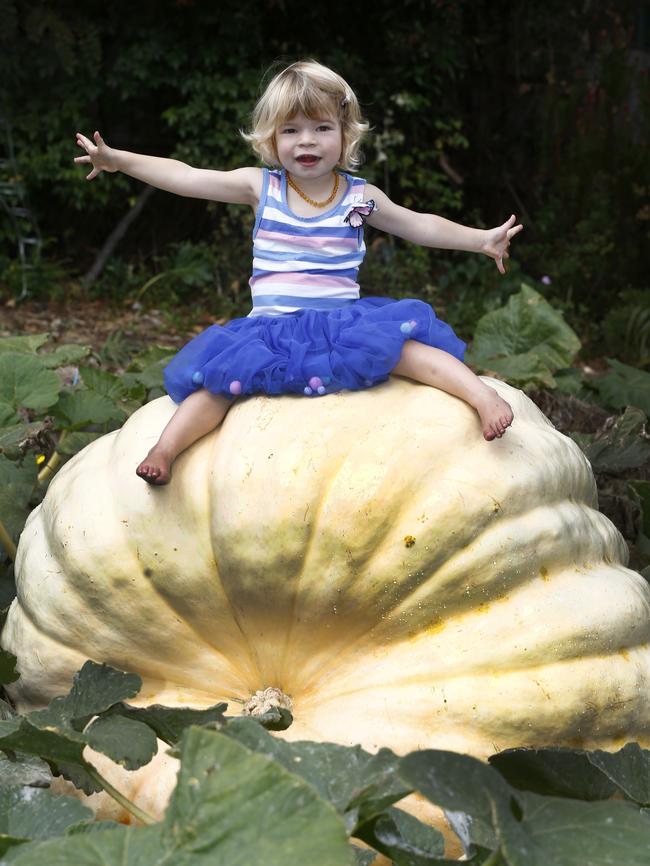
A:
74 131 261 207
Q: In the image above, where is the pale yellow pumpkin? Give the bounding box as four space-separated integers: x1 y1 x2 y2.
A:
3 377 650 848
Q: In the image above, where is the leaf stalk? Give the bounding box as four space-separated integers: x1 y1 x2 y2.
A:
84 764 156 826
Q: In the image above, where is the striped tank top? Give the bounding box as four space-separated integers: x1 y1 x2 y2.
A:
248 168 367 317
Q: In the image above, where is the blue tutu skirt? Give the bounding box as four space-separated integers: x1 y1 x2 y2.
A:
163 296 466 403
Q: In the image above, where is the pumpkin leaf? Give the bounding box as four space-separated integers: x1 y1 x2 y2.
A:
354 806 445 864
41 345 91 369
467 284 581 387
492 789 650 866
107 700 228 745
0 455 38 541
56 431 102 456
83 715 158 772
587 743 650 807
126 345 176 371
0 354 61 411
129 359 169 390
78 367 128 400
0 784 93 855
399 750 505 851
0 663 145 794
222 717 411 833
629 480 650 537
64 820 121 835
164 726 353 865
28 662 142 732
51 390 126 429
592 359 650 415
571 407 650 474
0 717 97 794
0 422 49 460
0 648 19 685
0 824 164 865
0 753 51 788
351 845 377 865
0 336 49 355
1 727 354 865
488 747 617 801
0 403 20 427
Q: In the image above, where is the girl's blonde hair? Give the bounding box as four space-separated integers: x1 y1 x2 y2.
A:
242 60 369 171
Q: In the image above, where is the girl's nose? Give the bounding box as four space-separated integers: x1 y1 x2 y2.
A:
298 129 316 146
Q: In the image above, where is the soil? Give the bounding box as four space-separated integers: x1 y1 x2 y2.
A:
0 298 227 359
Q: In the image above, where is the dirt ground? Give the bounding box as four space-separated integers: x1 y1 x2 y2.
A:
0 298 226 358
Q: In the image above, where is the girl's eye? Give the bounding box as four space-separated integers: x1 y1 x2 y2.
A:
281 128 296 134
317 125 332 132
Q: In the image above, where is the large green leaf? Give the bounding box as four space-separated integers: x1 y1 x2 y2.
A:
78 367 128 400
0 753 51 788
0 662 151 795
0 354 60 412
0 455 37 541
593 359 650 414
587 743 650 807
0 404 19 427
399 750 505 851
108 701 228 745
2 725 356 865
83 715 158 772
41 345 91 369
51 390 126 429
467 284 581 387
572 407 650 474
0 784 92 855
29 662 142 732
489 747 616 801
0 336 49 355
493 790 650 866
223 717 411 832
0 648 19 685
1 824 164 865
0 422 48 460
163 726 353 865
354 806 445 865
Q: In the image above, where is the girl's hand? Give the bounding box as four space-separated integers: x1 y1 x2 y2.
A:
481 214 523 274
74 131 118 180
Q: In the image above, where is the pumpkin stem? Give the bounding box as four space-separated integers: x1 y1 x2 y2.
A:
242 686 293 717
37 431 68 485
84 764 157 826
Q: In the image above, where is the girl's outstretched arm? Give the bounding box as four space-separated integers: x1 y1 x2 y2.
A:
364 183 523 274
74 131 261 206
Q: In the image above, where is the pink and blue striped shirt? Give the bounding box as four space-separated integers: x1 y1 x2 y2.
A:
248 168 367 317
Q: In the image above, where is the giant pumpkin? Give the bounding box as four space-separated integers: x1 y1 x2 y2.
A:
3 377 650 833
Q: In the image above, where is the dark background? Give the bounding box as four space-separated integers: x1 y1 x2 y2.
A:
0 0 648 358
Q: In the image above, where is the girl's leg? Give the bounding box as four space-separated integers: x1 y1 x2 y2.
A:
392 341 513 441
136 389 233 485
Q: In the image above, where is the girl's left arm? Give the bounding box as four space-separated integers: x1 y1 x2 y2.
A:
364 184 523 275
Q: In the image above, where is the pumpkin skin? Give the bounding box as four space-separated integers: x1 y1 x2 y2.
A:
3 377 650 833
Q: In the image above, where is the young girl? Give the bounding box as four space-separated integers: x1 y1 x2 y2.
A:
75 59 521 485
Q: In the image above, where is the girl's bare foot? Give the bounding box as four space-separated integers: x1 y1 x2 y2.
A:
136 447 173 485
473 387 514 441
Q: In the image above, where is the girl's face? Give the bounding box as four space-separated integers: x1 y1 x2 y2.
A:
275 112 343 178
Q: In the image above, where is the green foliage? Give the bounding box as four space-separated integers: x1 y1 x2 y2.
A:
4 658 650 863
467 283 581 388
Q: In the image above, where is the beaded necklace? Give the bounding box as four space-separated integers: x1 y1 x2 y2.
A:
287 170 339 208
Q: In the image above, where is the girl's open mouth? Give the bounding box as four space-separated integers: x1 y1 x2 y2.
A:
296 155 320 165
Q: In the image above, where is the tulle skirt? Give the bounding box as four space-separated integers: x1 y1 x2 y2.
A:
163 296 466 403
